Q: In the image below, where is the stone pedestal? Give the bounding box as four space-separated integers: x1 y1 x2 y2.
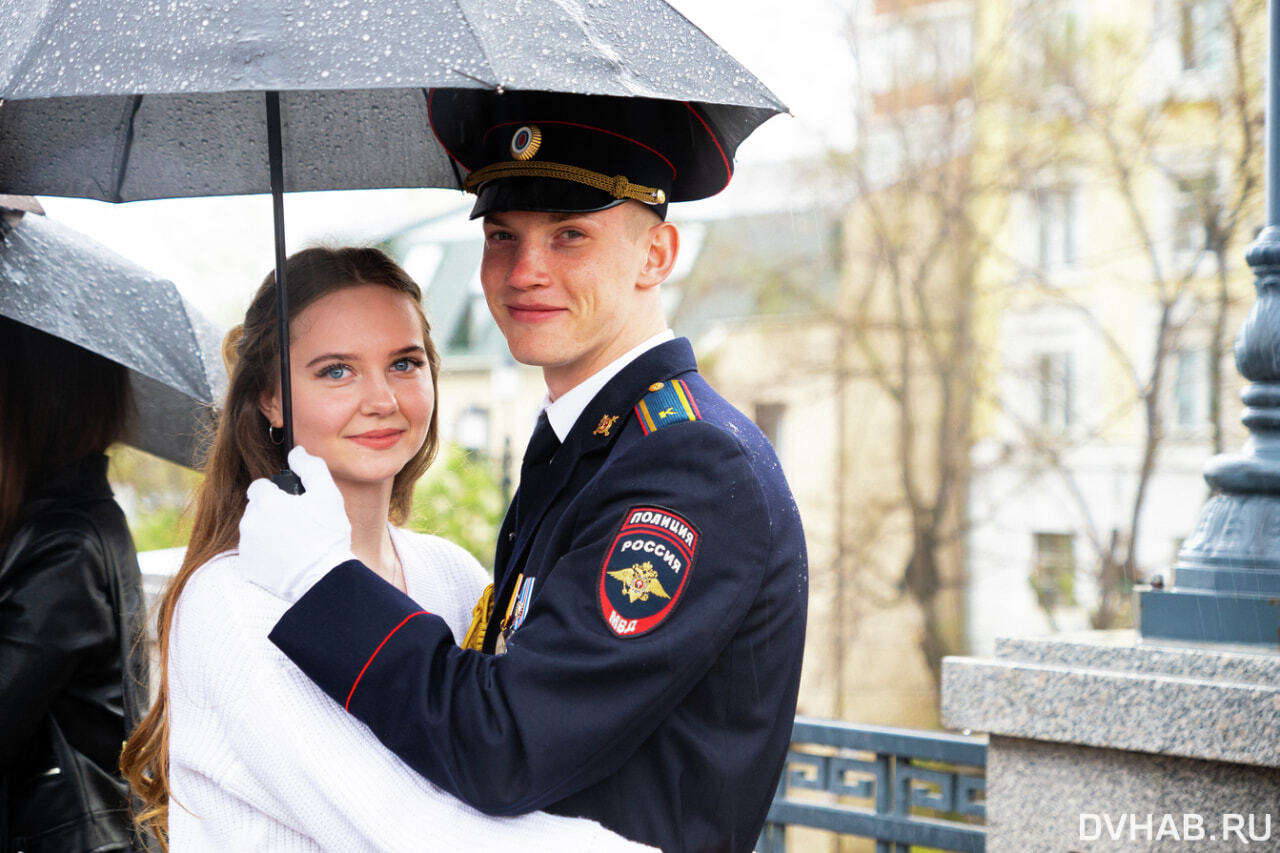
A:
942 632 1280 852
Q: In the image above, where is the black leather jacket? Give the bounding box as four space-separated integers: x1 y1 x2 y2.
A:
0 455 150 853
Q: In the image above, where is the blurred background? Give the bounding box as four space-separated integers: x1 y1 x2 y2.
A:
39 0 1265 742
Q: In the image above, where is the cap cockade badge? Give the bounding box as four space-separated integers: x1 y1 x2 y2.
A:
510 125 542 161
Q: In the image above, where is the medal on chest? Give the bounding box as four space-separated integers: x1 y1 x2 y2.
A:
495 573 537 654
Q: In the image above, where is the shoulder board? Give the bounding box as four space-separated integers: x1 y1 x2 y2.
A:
634 379 702 435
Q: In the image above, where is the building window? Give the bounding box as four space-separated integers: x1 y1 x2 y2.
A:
1172 172 1218 255
1011 0 1082 86
448 297 476 351
454 406 490 459
754 402 786 449
1036 351 1073 432
1171 349 1210 430
868 11 974 99
1038 5 1080 77
1032 532 1076 609
1178 0 1225 72
1033 186 1078 269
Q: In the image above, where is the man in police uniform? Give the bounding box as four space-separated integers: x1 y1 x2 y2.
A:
250 88 808 852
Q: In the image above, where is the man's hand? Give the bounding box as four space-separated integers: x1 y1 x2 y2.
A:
237 446 356 602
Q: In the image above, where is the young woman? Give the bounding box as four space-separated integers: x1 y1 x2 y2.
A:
120 248 650 851
0 318 150 853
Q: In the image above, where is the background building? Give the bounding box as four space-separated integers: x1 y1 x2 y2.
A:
965 0 1263 653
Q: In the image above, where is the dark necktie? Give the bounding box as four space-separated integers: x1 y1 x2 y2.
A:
523 411 560 467
515 412 561 531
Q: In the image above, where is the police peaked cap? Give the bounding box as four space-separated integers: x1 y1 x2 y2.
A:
428 88 737 219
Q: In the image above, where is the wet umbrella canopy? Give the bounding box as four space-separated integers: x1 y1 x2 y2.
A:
0 0 784 202
0 210 227 468
0 0 785 483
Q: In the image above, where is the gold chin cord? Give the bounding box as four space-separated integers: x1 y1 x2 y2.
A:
461 583 495 651
462 161 667 206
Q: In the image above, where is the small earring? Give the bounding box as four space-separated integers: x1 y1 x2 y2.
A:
268 425 284 446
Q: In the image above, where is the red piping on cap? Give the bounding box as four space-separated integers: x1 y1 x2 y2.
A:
426 89 467 175
480 120 678 179
682 102 732 195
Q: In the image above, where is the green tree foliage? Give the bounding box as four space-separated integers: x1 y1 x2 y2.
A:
108 446 199 551
128 504 194 553
108 442 506 568
407 443 505 572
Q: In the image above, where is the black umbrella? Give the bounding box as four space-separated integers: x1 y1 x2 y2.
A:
0 206 227 468
0 0 785 488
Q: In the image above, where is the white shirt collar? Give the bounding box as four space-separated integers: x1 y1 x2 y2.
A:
540 329 676 441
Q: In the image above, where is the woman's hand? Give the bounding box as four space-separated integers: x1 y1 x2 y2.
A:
237 446 356 602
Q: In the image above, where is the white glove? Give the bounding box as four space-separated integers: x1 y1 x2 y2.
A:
237 446 356 602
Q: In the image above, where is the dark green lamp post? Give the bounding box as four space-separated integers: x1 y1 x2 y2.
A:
1140 0 1280 647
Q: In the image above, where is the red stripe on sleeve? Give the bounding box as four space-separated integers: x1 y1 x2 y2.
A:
345 610 431 712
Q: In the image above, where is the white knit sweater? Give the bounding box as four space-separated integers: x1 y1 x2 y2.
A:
168 526 654 852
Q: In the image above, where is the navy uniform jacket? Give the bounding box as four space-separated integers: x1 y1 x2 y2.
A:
270 338 808 852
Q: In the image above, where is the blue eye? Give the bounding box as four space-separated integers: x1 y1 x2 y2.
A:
391 357 423 373
320 363 351 380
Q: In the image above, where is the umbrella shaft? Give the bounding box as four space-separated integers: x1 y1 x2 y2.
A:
266 91 294 451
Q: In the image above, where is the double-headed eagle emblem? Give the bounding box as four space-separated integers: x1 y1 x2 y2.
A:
593 414 619 436
607 561 671 604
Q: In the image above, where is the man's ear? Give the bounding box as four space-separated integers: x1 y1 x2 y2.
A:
637 220 679 291
259 388 283 428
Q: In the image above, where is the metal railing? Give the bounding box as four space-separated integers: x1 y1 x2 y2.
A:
759 716 987 853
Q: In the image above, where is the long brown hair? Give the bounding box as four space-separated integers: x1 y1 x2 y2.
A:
120 247 440 847
0 317 134 547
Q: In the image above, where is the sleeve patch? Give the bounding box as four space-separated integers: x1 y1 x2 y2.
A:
634 379 701 435
598 506 699 638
